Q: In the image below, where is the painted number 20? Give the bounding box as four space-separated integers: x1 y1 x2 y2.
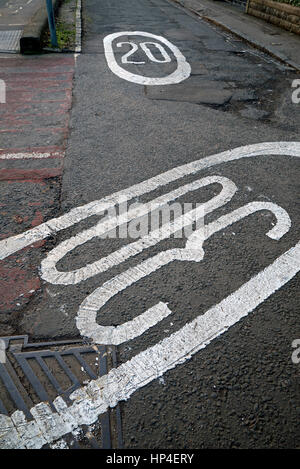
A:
117 41 171 64
103 31 191 85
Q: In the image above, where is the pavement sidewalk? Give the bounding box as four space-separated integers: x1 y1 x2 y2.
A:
169 0 300 71
0 0 43 29
0 0 59 53
0 0 40 52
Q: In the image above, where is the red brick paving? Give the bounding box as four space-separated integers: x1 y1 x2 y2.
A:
0 55 74 150
0 167 63 181
0 53 75 320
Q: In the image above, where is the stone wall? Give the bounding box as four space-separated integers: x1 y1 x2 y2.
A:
247 0 300 34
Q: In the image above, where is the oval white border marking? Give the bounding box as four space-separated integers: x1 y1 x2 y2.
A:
0 141 300 449
103 31 191 85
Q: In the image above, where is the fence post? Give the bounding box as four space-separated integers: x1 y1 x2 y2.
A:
46 0 58 47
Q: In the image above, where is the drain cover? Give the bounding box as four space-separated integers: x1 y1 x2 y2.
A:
0 335 123 449
0 30 22 52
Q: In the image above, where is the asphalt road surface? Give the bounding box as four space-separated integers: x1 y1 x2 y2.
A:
1 0 299 449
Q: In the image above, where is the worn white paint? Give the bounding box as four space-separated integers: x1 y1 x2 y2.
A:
1 142 299 262
75 0 82 53
0 240 299 448
0 79 6 104
103 31 191 85
0 142 299 450
118 42 146 64
40 175 236 285
0 151 63 160
140 42 171 63
118 41 171 64
0 141 299 449
291 79 300 104
76 200 290 345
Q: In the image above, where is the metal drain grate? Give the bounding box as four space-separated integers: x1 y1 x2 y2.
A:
0 30 22 53
0 335 123 449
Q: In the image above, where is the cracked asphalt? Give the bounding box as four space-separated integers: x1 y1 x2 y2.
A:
0 0 299 449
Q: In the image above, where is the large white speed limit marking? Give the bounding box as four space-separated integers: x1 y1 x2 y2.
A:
103 31 191 85
0 141 299 448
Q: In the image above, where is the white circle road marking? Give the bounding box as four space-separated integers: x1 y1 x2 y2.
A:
103 31 191 85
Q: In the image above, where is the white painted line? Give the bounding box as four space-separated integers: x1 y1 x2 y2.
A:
0 151 63 160
0 141 299 448
0 240 299 448
103 32 191 85
76 200 290 345
0 79 6 104
0 142 299 450
40 175 236 285
75 0 82 53
0 142 299 261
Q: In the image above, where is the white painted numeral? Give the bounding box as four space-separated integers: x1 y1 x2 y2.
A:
104 31 191 85
117 41 172 65
140 42 171 63
117 42 145 64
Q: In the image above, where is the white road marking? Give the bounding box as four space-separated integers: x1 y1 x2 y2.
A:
118 42 146 64
0 79 6 103
0 141 299 449
0 241 299 449
118 40 171 65
40 175 236 285
0 151 63 160
103 31 191 85
0 142 298 262
76 200 290 345
75 0 82 53
140 42 172 63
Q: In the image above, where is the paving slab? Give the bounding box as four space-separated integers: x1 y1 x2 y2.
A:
0 0 43 28
0 0 60 53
